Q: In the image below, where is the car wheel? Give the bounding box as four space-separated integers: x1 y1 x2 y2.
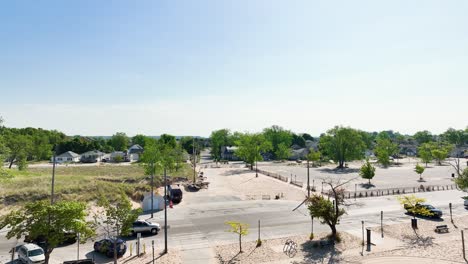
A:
151 228 158 235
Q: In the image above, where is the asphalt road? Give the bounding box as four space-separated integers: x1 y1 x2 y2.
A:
2 161 468 263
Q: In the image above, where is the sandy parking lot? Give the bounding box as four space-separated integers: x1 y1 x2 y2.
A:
257 158 467 192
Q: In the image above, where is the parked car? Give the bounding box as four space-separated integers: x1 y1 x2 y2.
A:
404 203 443 218
130 220 161 236
167 185 183 203
463 197 468 208
17 243 45 264
93 238 127 258
63 259 95 264
25 231 77 248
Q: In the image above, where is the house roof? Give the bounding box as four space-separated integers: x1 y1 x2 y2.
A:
57 151 80 158
128 144 144 154
81 150 104 156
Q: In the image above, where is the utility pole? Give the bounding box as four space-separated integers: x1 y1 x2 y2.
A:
307 159 310 198
51 146 57 204
192 137 196 183
151 169 154 218
164 167 168 254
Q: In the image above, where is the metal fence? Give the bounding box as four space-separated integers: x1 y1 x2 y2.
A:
256 168 289 182
324 184 460 199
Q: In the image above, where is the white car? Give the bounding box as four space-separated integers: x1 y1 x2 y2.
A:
17 243 45 264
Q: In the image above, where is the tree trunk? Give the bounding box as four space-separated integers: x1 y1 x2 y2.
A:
368 179 371 185
338 160 344 168
8 158 14 169
250 163 253 170
239 231 242 253
330 224 337 240
420 174 422 181
44 249 53 264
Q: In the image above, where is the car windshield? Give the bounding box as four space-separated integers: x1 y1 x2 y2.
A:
28 249 44 256
425 205 434 209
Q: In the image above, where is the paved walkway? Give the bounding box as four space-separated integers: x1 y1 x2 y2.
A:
361 256 463 264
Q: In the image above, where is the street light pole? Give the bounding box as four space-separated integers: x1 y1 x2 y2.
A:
307 159 310 198
164 167 168 254
51 146 57 205
193 137 196 183
151 170 154 218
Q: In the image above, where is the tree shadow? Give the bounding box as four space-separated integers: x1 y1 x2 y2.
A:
290 240 343 264
317 167 360 174
359 183 376 189
220 169 252 176
216 251 241 264
401 229 436 249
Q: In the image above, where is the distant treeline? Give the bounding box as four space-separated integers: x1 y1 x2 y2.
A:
209 125 468 169
0 117 208 170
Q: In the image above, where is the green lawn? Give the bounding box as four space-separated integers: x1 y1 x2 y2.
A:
0 163 193 210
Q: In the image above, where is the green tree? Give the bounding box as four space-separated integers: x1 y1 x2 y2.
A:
374 138 398 167
397 195 433 219
225 221 249 253
275 143 290 161
359 159 376 185
441 128 467 146
5 134 32 169
292 133 306 147
306 149 321 167
413 130 433 145
429 142 453 165
210 129 232 162
302 133 314 141
415 163 425 181
159 134 177 149
418 143 433 167
307 180 346 240
98 192 142 237
235 133 272 169
110 132 129 151
455 168 468 190
131 134 149 148
319 126 366 168
263 125 293 160
0 201 95 264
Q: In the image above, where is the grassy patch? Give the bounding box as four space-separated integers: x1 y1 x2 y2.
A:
0 163 193 209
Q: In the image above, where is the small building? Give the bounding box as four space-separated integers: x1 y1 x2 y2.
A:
110 151 126 162
141 192 165 212
290 148 308 160
128 144 144 162
220 146 239 161
80 150 105 163
51 151 81 163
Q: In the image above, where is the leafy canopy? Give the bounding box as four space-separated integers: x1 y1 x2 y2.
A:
319 126 366 168
0 201 95 258
359 159 376 184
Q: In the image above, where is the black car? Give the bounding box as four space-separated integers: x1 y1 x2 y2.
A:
93 238 127 258
25 231 77 248
404 203 443 218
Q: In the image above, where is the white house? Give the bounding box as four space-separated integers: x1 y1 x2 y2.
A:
110 151 126 162
80 150 105 163
141 192 165 212
51 151 81 163
128 144 144 162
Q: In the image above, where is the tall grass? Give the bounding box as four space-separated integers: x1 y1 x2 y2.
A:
0 163 193 209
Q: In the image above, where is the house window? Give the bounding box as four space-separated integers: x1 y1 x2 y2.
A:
68 158 72 161
57 158 62 161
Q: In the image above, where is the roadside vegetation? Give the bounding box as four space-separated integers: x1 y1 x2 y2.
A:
0 163 193 210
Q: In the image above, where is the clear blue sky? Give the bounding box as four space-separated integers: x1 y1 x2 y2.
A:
1 0 467 136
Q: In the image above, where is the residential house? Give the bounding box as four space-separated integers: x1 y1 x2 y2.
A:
128 144 144 162
220 146 239 161
110 151 126 162
80 150 105 163
51 151 81 163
